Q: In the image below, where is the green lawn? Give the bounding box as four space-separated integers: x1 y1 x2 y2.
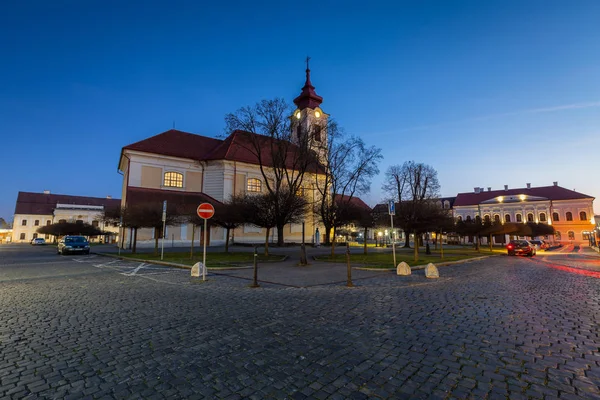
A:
316 246 504 268
117 251 285 268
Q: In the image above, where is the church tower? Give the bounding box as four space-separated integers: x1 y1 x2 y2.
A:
290 58 329 162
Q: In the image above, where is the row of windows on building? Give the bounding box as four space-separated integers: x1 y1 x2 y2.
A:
20 219 118 227
163 171 265 193
458 211 589 223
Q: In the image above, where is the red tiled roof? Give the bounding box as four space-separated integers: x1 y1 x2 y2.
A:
15 192 121 216
334 194 371 211
125 187 222 209
123 129 223 161
453 185 594 207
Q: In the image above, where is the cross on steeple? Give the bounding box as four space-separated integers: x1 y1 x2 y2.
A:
306 56 311 71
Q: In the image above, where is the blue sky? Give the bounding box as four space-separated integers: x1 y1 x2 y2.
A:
2 0 600 221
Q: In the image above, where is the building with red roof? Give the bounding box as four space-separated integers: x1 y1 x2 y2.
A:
453 182 595 245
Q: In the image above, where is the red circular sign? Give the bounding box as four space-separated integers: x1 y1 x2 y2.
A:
197 203 215 219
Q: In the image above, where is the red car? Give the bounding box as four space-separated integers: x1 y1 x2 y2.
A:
507 240 536 257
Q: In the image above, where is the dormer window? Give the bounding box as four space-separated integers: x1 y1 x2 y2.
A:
164 171 183 188
247 178 262 192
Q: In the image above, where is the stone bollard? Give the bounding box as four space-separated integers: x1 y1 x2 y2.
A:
191 262 205 278
396 261 411 276
425 263 439 278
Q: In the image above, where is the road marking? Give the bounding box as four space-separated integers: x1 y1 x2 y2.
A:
122 263 147 276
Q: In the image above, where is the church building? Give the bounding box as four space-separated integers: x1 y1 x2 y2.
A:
118 66 329 247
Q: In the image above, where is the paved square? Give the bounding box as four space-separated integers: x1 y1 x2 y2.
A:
1 246 599 399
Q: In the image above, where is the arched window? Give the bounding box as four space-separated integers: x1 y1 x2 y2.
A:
516 214 522 222
466 216 472 222
313 125 322 142
582 231 590 240
484 215 490 223
20 233 26 240
527 213 534 222
494 214 500 223
552 212 559 222
164 171 183 188
504 214 511 223
579 211 587 221
59 219 66 224
568 231 575 240
34 220 40 226
566 212 573 221
247 178 262 192
457 216 463 222
555 231 561 240
539 213 546 222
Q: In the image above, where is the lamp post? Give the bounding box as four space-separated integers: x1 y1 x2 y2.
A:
377 231 382 247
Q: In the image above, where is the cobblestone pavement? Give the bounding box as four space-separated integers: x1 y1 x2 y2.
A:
1 246 599 399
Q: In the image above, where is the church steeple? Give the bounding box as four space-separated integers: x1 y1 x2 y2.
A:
293 57 323 110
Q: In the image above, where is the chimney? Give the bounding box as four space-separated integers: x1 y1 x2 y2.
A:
43 190 50 194
106 195 112 199
474 187 480 194
487 187 491 192
553 181 558 186
526 183 531 189
504 185 508 191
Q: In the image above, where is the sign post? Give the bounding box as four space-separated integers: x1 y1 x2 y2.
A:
118 215 123 256
161 200 167 260
197 203 215 281
388 200 396 268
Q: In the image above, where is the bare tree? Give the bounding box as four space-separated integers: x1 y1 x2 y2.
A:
382 161 441 248
314 121 382 254
224 98 321 245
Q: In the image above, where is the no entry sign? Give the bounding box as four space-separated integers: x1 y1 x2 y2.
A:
197 203 215 219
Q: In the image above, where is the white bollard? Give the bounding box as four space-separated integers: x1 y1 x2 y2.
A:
425 263 439 278
396 261 411 276
191 262 205 278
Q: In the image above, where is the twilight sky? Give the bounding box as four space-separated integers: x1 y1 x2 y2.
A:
1 0 600 221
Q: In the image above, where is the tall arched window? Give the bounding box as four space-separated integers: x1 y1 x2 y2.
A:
555 231 561 240
579 211 587 221
504 214 511 223
466 216 472 222
552 212 559 222
566 212 573 221
527 213 534 222
568 231 575 240
484 215 490 223
494 214 500 223
516 214 522 222
164 171 183 188
539 213 546 222
247 178 262 192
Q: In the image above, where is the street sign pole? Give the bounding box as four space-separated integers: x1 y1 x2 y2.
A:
161 200 167 261
118 215 123 256
203 218 207 281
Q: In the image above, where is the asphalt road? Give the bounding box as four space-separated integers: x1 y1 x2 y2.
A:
1 244 599 399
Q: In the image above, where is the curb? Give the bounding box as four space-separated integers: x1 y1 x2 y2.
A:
354 255 494 271
93 252 287 270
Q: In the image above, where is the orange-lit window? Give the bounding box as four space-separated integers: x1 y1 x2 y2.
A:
553 212 559 222
555 231 561 240
164 172 183 188
579 211 587 221
527 213 534 222
566 212 573 221
568 231 575 240
247 178 262 192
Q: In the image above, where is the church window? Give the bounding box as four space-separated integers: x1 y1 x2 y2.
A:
516 214 522 222
552 212 559 222
504 214 511 223
527 213 534 222
579 211 587 221
484 215 490 223
247 178 262 193
313 125 321 142
164 171 183 188
566 212 573 221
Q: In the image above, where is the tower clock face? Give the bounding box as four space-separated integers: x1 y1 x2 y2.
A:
315 111 321 118
295 111 301 119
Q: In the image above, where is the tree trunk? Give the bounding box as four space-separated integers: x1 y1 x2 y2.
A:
363 227 368 255
190 225 195 259
331 226 336 257
276 224 284 246
264 228 270 256
154 227 159 255
132 228 138 254
225 227 230 253
324 226 332 245
404 233 410 248
414 232 419 262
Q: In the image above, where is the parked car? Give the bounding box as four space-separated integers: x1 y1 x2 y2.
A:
529 240 549 251
30 238 46 245
57 236 90 255
506 240 536 257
